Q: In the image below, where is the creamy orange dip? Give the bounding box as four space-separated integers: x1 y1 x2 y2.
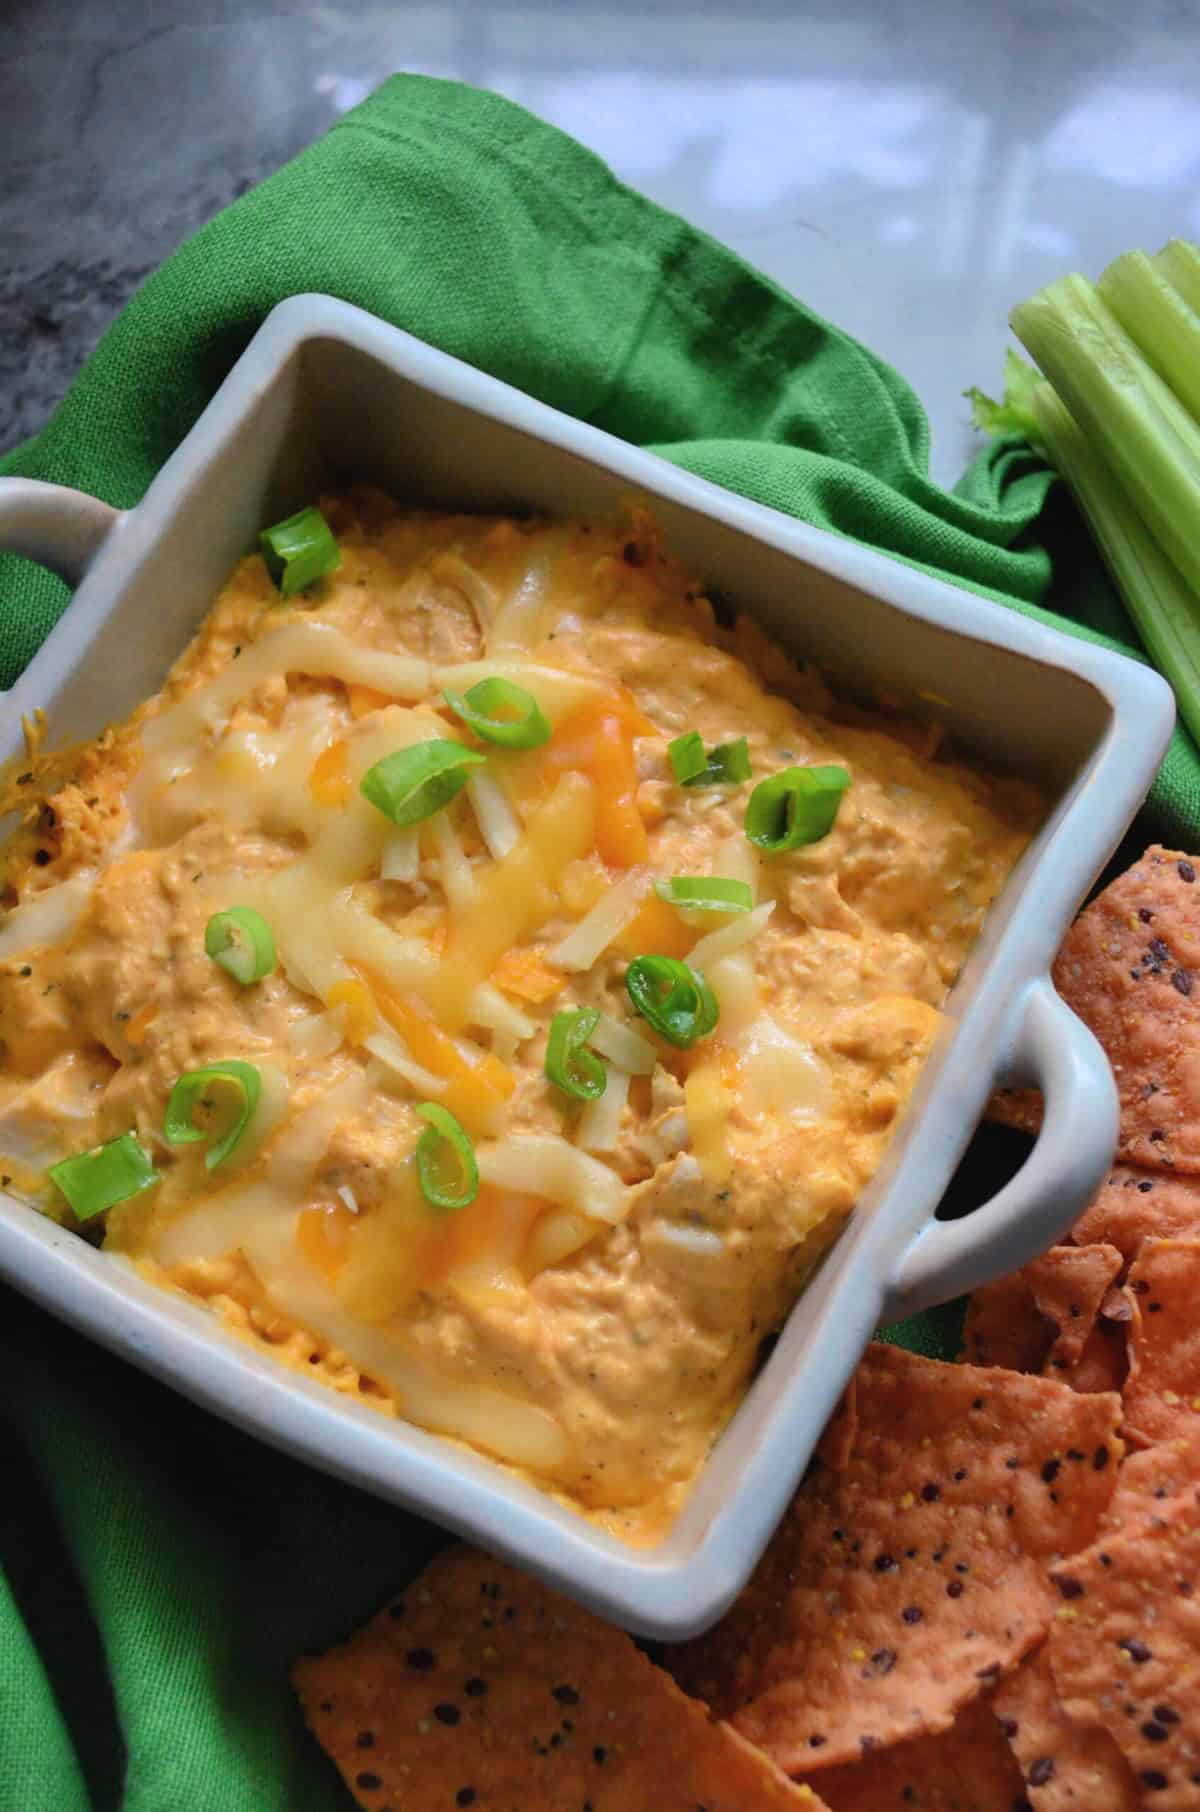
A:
0 491 1040 1542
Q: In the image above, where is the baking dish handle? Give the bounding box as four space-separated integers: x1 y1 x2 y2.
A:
0 477 120 588
883 976 1117 1319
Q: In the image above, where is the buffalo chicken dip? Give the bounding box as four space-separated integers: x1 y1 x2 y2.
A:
0 492 1040 1542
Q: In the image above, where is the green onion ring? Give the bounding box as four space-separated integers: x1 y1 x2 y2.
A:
48 1133 160 1221
545 1007 607 1101
745 764 850 852
653 876 753 914
624 954 720 1049
414 1102 479 1211
443 677 551 750
204 906 276 985
163 1061 262 1171
259 505 341 598
360 739 485 827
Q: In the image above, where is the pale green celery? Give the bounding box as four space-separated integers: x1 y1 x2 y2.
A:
1156 239 1200 316
1030 380 1200 749
1011 273 1200 603
1097 249 1200 422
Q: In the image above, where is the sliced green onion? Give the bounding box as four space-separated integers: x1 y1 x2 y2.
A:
443 677 551 750
625 955 719 1049
545 1007 607 1101
414 1102 478 1211
360 739 485 827
745 765 850 851
48 1133 160 1221
164 1060 262 1171
259 506 341 598
653 876 753 915
668 732 752 788
668 731 707 784
690 738 751 786
204 906 276 985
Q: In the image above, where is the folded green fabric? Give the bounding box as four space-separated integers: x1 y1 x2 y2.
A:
0 74 1188 1812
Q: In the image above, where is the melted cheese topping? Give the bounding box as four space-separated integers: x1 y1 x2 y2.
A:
0 491 1043 1543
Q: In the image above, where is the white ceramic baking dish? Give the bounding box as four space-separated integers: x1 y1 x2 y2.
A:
0 297 1174 1638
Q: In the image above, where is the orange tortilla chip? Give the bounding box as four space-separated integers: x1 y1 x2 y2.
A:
986 1086 1043 1138
1047 846 1200 1173
1073 1164 1200 1263
1047 1492 1200 1806
963 1245 1122 1378
667 1344 1122 1775
961 1269 1052 1373
1122 1237 1200 1447
802 1694 1025 1811
992 1643 1141 1808
1099 1430 1200 1536
293 1546 828 1812
1059 1315 1128 1397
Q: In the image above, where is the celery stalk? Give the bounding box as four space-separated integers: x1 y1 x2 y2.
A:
1156 238 1200 315
1028 381 1200 748
1097 249 1200 423
1011 274 1200 602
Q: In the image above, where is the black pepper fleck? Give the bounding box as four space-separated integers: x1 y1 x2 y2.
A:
406 1648 436 1671
1028 1758 1055 1787
553 1685 580 1706
1119 1638 1153 1663
355 1775 382 1792
434 1703 460 1726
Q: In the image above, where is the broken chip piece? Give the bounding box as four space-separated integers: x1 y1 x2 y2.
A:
666 1344 1122 1775
1122 1237 1200 1448
992 1642 1140 1809
1047 1488 1200 1804
293 1545 830 1812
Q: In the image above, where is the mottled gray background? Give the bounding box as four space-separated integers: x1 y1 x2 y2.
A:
4 0 1200 478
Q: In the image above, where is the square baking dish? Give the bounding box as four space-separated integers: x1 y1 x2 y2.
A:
0 297 1174 1637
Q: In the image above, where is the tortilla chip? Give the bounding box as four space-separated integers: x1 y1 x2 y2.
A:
961 1269 1053 1373
1047 1492 1200 1806
667 1344 1122 1775
992 1642 1141 1808
963 1245 1122 1378
816 1378 859 1471
1048 846 1200 1173
1072 1164 1200 1262
1100 1430 1200 1535
803 1694 1025 1811
293 1546 827 1812
987 1085 1044 1138
1122 1238 1200 1447
1059 1315 1128 1397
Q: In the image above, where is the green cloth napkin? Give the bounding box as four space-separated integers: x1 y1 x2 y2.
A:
0 74 1189 1812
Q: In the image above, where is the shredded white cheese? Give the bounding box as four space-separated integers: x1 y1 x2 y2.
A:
476 1135 628 1225
551 868 651 972
576 1065 632 1153
467 769 520 861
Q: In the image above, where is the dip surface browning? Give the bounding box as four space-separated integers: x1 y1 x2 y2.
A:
0 491 1040 1542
